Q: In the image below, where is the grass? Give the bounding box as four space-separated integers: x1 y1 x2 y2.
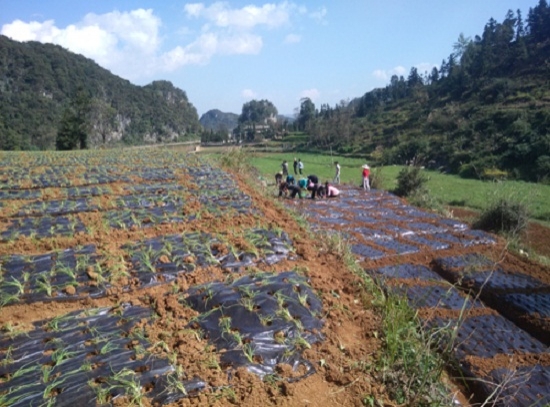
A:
244 152 550 222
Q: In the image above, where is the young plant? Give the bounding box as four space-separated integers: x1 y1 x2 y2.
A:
242 342 256 364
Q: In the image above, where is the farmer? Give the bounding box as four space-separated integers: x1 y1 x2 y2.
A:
325 181 340 198
307 174 321 199
298 159 304 175
275 171 283 185
278 181 289 197
282 160 289 176
286 174 295 185
362 164 371 191
287 184 303 199
333 161 341 184
293 158 298 175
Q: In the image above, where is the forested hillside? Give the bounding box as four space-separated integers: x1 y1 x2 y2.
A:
296 1 550 182
0 35 201 150
199 109 239 132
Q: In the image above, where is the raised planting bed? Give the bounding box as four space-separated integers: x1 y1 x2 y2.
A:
0 245 110 306
0 215 86 241
16 198 99 217
366 264 446 282
350 243 386 260
0 304 204 406
478 364 550 407
123 228 295 286
185 271 324 379
388 285 484 310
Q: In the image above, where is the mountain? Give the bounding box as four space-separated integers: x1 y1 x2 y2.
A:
0 35 201 150
296 2 550 182
199 109 239 132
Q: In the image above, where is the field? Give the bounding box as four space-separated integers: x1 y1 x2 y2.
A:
0 148 393 407
1 148 549 407
246 152 550 221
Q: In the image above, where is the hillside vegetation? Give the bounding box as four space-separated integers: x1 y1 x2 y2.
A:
0 35 201 150
295 2 550 182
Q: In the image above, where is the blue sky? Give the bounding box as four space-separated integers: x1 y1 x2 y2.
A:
0 0 535 116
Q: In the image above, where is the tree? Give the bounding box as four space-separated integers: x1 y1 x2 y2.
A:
297 98 316 131
453 33 472 61
56 88 90 150
238 99 277 124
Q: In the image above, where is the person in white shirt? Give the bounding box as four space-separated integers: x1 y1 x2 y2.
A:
333 161 341 184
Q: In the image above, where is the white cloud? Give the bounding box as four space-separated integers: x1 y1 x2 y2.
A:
1 3 322 79
241 89 257 99
372 69 388 81
184 2 293 30
372 65 407 82
1 9 162 79
415 62 437 74
284 33 301 44
300 88 320 102
309 7 327 24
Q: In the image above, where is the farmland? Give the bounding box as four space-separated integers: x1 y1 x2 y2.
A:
0 148 390 406
1 148 549 406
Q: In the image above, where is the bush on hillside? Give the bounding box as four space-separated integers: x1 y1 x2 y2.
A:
393 166 428 197
473 198 529 236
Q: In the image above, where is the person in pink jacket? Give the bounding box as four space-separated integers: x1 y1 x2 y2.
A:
324 182 340 198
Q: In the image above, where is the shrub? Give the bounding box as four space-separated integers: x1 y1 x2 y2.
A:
369 166 385 190
473 198 529 236
393 166 428 197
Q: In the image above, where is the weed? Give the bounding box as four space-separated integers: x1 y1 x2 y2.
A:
393 166 428 197
473 198 529 236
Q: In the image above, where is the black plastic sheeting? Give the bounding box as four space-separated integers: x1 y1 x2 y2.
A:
351 243 385 260
425 314 548 360
124 229 295 286
0 304 205 406
188 165 258 216
104 205 189 229
371 238 419 255
16 198 98 217
0 245 106 306
0 189 42 200
501 293 550 318
67 185 113 198
185 271 324 379
0 215 87 241
478 364 550 407
388 285 484 310
366 264 445 282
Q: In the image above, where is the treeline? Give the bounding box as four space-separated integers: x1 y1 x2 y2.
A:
296 1 550 182
0 35 201 150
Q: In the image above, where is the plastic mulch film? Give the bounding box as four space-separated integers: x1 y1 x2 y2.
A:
0 304 205 406
185 271 324 380
187 165 258 216
0 215 86 241
104 205 189 229
123 229 295 286
16 198 99 217
0 245 108 306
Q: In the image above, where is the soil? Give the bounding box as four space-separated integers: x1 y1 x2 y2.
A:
1 157 549 407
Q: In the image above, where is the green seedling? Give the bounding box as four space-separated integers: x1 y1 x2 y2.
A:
4 276 25 295
108 368 144 407
166 372 188 396
36 274 53 297
242 342 256 364
0 291 22 307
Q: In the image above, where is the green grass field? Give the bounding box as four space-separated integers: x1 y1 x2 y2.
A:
245 152 550 222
